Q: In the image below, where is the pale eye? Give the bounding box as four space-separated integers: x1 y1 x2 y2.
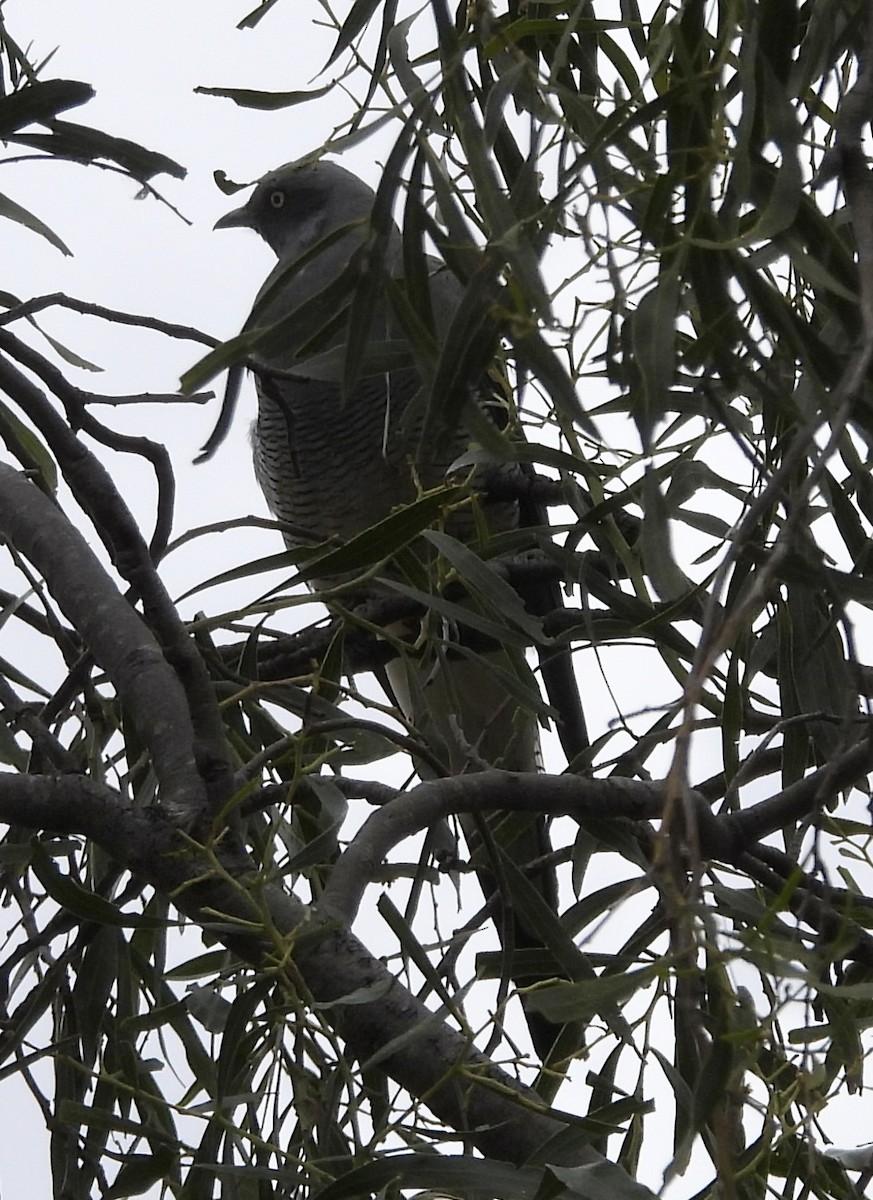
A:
269 190 285 209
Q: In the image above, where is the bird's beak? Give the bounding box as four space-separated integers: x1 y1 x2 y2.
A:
214 203 255 232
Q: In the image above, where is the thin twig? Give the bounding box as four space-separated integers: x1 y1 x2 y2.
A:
0 292 218 345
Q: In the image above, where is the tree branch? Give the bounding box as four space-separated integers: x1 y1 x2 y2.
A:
0 773 130 835
738 848 873 969
0 770 623 1176
320 770 680 923
0 677 80 773
721 733 873 850
0 292 220 348
0 466 208 821
0 328 176 562
0 348 235 816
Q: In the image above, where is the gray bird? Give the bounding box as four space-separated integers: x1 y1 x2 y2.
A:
215 157 587 1055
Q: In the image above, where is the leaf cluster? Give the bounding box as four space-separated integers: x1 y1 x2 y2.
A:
2 4 873 1200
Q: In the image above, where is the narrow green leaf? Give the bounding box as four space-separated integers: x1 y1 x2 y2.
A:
165 950 232 981
0 79 94 136
29 844 166 927
423 528 545 640
526 966 659 1023
325 0 382 66
639 469 691 601
7 119 186 181
0 190 71 254
383 577 530 646
629 268 680 445
55 1099 178 1145
105 1147 179 1199
288 485 469 587
194 84 332 108
312 1152 543 1200
549 1161 658 1200
342 130 412 402
0 397 59 492
74 926 119 1068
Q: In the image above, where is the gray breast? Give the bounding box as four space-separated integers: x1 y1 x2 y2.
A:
252 366 459 551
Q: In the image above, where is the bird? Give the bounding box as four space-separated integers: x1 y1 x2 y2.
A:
215 156 587 1056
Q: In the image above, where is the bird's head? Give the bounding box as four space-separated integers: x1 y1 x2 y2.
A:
214 158 377 260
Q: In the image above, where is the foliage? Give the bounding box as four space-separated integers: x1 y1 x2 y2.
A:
2 2 873 1199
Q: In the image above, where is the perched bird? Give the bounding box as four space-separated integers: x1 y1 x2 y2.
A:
215 157 586 1055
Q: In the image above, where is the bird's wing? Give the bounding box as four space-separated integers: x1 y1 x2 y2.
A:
411 263 589 767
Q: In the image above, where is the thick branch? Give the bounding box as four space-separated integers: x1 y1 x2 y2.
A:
320 770 686 923
0 771 615 1175
0 773 126 833
721 733 873 850
0 466 206 821
0 346 234 814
